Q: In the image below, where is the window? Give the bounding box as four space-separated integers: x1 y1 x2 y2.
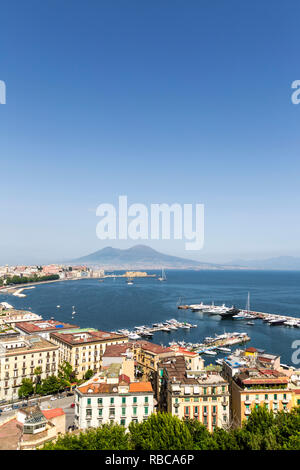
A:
87 398 91 406
133 407 137 415
133 397 137 404
110 397 114 405
144 396 148 403
194 397 199 402
185 406 189 415
122 407 126 416
144 407 148 415
86 409 92 416
265 394 268 400
98 398 102 405
212 387 216 395
98 408 102 416
283 394 287 400
274 394 277 400
246 395 249 401
122 397 126 404
120 419 126 426
203 388 207 395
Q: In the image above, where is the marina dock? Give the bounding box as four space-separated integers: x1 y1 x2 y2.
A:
178 302 300 327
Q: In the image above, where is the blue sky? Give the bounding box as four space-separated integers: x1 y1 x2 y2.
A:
0 0 300 264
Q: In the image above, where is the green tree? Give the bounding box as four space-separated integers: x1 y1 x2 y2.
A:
18 378 34 399
58 361 77 388
34 366 42 394
40 375 62 395
129 413 194 450
42 424 130 450
83 369 94 381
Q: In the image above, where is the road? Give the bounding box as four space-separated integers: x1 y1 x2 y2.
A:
0 395 75 432
41 395 75 431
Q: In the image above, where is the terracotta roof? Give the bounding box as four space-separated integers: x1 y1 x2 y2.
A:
245 347 258 353
129 382 153 393
78 380 153 394
50 329 127 345
134 340 171 355
103 343 133 357
42 408 65 420
15 320 78 333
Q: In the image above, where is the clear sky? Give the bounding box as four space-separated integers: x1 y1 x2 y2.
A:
1 0 300 264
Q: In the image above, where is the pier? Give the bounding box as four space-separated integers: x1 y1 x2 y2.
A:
178 303 300 327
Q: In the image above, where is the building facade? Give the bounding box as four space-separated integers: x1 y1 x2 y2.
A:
75 372 154 429
50 329 128 379
159 355 230 432
0 335 59 402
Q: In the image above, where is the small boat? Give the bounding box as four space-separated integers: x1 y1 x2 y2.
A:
217 347 231 353
203 350 217 356
56 305 61 308
127 280 133 285
246 321 255 326
128 333 141 340
158 268 167 281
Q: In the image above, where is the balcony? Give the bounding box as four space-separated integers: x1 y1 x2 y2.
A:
245 409 251 415
244 400 251 405
282 398 289 404
86 415 92 420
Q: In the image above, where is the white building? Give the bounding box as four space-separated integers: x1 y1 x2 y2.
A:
75 371 154 429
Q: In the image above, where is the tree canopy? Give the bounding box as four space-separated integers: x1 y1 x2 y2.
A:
41 407 300 450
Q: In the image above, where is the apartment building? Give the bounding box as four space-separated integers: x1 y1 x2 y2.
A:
50 329 128 379
159 355 230 432
230 367 294 426
75 366 154 429
222 348 296 426
0 335 59 402
14 320 79 340
0 310 42 326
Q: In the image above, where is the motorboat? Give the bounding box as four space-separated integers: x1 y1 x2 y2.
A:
203 349 217 356
217 347 231 353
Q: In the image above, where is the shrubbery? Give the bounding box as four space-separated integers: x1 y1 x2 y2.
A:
41 407 300 450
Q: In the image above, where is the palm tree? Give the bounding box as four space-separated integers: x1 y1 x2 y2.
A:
34 366 42 394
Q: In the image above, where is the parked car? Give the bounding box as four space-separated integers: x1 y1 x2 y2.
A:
3 406 12 412
50 396 57 401
70 403 75 408
66 392 74 397
12 405 19 410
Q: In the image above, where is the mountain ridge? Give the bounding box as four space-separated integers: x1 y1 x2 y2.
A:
70 244 217 269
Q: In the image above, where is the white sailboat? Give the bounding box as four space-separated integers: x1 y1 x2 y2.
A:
158 268 167 281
